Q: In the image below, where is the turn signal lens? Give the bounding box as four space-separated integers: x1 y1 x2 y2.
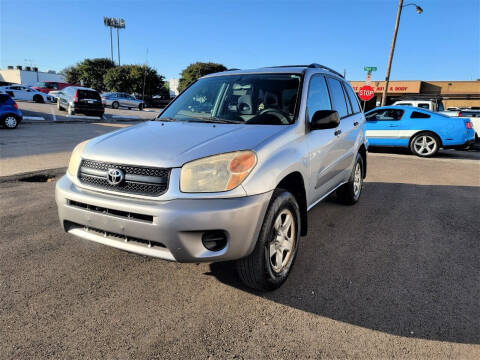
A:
180 151 257 193
67 140 89 177
466 121 473 129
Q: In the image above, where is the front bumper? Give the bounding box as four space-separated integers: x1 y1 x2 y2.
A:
55 175 271 262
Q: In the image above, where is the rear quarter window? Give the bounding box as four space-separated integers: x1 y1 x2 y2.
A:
411 111 431 119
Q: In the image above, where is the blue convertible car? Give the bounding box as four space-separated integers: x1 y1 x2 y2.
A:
365 106 475 157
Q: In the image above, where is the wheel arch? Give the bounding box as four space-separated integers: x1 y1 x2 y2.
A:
276 171 308 236
358 144 367 178
408 130 443 148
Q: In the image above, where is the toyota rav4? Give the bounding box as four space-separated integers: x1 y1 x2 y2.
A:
56 64 367 291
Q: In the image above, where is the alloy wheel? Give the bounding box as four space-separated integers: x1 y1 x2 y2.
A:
269 209 295 273
353 162 362 197
413 135 437 156
5 116 17 128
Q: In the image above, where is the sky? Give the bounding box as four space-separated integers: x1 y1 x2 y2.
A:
1 0 479 81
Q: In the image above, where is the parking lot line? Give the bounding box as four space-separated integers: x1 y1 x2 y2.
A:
23 116 45 121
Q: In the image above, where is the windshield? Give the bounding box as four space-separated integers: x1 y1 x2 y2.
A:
159 73 302 125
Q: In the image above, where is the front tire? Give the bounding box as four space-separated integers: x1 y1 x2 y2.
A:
236 189 301 291
337 153 364 205
410 132 439 157
3 115 19 129
138 103 144 111
57 100 63 111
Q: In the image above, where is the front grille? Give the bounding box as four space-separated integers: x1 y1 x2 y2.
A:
67 199 153 223
78 159 170 196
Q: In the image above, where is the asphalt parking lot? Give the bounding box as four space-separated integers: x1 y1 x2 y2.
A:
1 123 479 358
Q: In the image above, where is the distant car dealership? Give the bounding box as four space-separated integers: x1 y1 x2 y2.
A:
350 80 480 111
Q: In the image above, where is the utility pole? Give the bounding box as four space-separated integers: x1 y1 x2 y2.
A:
103 17 126 66
117 27 121 66
381 0 403 106
381 1 423 106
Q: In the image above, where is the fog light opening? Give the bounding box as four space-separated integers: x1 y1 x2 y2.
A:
202 230 228 252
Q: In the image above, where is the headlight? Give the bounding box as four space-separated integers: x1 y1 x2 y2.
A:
67 140 89 176
180 151 257 193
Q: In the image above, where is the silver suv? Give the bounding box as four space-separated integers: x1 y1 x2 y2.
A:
56 64 367 291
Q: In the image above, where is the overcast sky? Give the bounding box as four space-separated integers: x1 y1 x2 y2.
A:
1 0 478 81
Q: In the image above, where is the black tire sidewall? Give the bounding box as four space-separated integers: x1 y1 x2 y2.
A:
259 191 301 288
112 101 119 109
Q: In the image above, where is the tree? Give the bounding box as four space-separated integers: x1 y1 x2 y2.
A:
62 58 115 91
178 62 227 92
103 65 167 96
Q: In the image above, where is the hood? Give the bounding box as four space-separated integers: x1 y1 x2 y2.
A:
82 121 286 167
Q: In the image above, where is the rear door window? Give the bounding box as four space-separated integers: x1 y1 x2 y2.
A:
417 103 430 109
325 77 348 118
344 84 361 113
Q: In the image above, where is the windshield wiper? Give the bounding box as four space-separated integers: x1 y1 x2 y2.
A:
155 116 177 122
186 116 243 124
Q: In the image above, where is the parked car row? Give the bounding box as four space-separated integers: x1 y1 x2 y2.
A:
0 84 54 103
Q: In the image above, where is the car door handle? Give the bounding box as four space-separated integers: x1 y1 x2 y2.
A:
389 125 399 127
334 129 342 136
353 121 359 126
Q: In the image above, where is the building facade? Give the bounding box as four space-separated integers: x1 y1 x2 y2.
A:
0 68 65 86
350 80 480 111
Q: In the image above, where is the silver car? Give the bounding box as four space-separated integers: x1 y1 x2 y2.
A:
101 92 145 110
56 64 367 291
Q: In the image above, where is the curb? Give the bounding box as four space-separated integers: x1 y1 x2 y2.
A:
0 167 67 183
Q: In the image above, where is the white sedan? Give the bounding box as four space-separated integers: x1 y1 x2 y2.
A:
0 85 54 103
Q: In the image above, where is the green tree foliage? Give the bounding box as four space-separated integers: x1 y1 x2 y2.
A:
103 65 167 96
62 58 115 91
178 62 227 92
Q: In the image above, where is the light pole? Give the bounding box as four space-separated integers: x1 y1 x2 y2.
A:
381 1 423 106
103 17 126 66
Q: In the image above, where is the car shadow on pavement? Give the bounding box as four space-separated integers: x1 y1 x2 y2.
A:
368 146 480 160
209 182 480 344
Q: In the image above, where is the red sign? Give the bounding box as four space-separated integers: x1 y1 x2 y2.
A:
358 85 375 101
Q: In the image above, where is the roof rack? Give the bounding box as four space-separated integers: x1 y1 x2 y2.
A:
266 63 344 78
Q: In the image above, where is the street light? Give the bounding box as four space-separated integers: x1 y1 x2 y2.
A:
103 17 126 66
380 1 423 106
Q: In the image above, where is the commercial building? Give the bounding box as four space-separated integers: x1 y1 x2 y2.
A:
169 78 179 97
0 67 65 86
350 80 480 111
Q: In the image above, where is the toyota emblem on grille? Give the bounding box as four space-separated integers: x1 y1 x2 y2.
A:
107 168 124 186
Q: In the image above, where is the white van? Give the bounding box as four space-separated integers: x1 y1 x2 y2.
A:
392 100 444 112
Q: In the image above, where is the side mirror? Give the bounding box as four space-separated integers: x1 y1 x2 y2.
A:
310 110 340 130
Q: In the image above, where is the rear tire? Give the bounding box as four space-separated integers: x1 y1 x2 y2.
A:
3 115 19 129
337 153 364 205
33 94 44 103
67 105 75 116
138 103 144 111
236 189 301 291
112 101 119 109
410 132 440 157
